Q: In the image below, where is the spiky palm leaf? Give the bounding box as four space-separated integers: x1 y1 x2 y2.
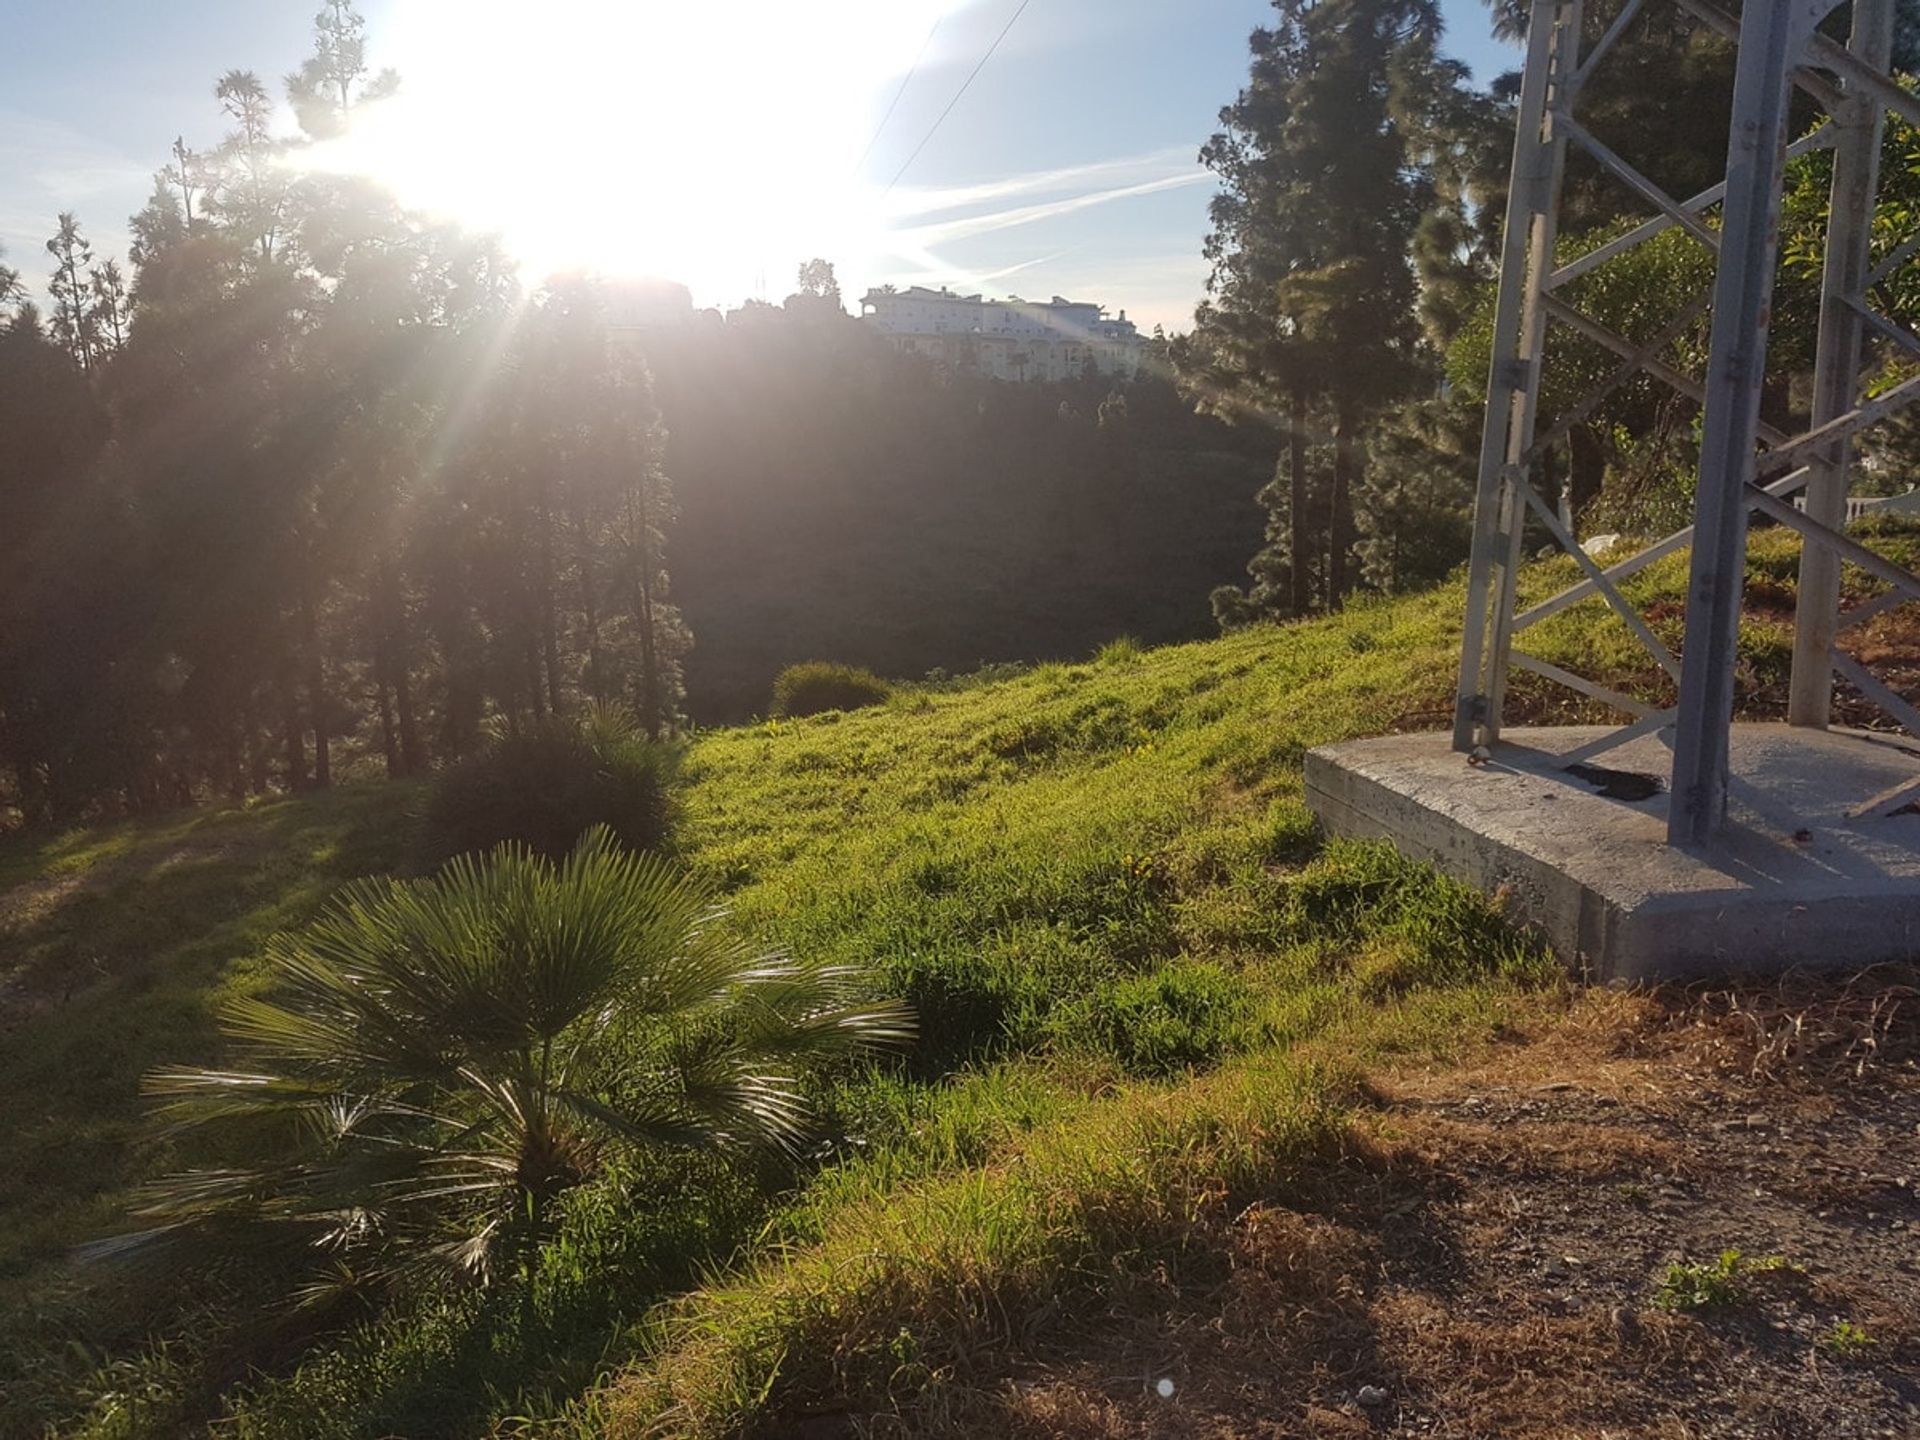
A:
102 827 912 1292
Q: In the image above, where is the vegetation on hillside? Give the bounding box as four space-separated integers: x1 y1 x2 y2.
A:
11 515 1916 1436
0 557 1509 1437
116 827 911 1308
768 662 893 720
1186 1 1920 635
414 704 676 867
12 0 1920 1433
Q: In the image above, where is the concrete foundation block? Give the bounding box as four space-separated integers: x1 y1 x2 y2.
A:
1304 724 1920 981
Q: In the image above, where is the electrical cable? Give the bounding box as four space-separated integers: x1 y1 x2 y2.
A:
853 12 945 174
882 0 1035 197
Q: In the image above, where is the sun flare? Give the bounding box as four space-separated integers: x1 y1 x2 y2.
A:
303 0 956 299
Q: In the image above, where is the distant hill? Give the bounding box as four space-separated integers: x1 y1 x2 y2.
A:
648 319 1274 721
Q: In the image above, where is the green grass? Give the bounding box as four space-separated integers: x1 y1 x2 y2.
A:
1817 1319 1878 1359
0 784 419 1435
209 578 1548 1439
8 521 1916 1438
1654 1249 1798 1312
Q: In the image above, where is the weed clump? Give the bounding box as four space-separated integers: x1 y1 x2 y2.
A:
771 661 893 718
1288 838 1553 990
1817 1320 1877 1359
1654 1249 1795 1311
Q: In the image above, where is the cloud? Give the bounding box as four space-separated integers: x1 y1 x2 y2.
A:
0 111 148 280
881 245 1080 295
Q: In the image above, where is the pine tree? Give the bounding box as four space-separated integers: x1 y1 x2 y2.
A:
209 71 288 266
162 136 207 232
45 213 97 371
287 0 399 139
1184 0 1441 622
0 243 22 312
88 259 129 356
1352 393 1476 593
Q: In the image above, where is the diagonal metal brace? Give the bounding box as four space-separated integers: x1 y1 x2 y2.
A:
1511 650 1660 716
1749 484 1920 604
1557 116 1722 251
1541 293 1789 446
1516 466 1812 630
1547 125 1833 292
1523 483 1685 682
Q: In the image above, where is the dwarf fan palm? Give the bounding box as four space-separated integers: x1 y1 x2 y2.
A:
106 827 912 1296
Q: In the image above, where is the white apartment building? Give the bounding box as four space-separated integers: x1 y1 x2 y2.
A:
858 286 1146 382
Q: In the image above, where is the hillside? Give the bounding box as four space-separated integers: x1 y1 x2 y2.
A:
3 532 1918 1438
659 352 1274 724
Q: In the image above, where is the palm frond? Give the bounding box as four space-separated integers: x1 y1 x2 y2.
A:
120 825 914 1300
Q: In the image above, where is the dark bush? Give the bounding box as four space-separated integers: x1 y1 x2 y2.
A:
771 662 892 718
417 704 674 867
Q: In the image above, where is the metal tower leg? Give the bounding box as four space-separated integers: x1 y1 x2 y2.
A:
1454 0 1579 752
1668 1 1843 846
1789 0 1895 728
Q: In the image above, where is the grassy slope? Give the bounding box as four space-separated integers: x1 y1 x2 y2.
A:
228 577 1557 1440
0 786 419 1432
6 521 1917 1437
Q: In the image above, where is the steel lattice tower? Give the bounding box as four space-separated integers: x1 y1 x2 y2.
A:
1454 0 1920 845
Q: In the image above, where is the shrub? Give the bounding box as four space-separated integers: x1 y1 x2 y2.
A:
103 828 914 1312
417 704 673 867
770 662 892 718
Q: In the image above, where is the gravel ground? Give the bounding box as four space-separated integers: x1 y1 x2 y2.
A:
967 986 1920 1440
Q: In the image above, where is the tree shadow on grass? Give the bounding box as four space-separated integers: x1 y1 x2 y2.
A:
0 784 417 1286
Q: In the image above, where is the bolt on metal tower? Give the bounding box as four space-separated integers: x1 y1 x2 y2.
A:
1454 0 1920 846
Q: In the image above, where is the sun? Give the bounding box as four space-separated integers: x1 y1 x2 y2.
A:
304 0 955 300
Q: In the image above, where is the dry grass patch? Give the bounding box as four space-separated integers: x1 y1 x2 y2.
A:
587 1060 1359 1438
1650 962 1920 1085
1374 1112 1691 1182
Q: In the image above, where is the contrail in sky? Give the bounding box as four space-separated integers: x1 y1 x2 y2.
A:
893 171 1212 247
883 145 1203 219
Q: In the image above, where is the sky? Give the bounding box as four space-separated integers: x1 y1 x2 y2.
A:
0 1 1516 333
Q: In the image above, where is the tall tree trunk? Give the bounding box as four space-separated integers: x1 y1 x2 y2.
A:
282 691 308 792
373 556 425 775
1287 381 1311 617
394 659 423 774
375 673 399 777
302 594 331 789
246 696 270 795
1328 401 1358 607
536 482 565 718
626 484 663 739
223 726 244 802
525 637 547 722
576 516 606 704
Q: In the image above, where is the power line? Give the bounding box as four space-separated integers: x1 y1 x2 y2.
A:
854 13 945 175
882 0 1035 198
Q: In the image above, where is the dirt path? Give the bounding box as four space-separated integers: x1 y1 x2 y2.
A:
981 983 1920 1439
